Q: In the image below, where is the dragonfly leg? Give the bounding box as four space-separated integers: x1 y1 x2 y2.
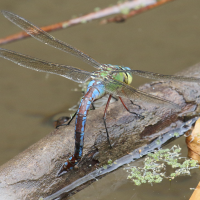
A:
56 111 77 128
130 100 141 109
112 96 118 101
91 102 95 110
119 97 144 119
103 95 112 148
54 116 70 128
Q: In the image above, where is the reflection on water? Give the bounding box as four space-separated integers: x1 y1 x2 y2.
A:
72 136 199 200
44 117 198 200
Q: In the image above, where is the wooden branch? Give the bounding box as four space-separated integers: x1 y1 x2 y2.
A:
0 0 175 45
0 63 200 199
101 0 175 24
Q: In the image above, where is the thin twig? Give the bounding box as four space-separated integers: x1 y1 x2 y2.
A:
101 0 175 24
0 0 175 45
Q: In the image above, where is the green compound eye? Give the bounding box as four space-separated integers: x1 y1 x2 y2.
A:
123 72 132 85
123 67 132 85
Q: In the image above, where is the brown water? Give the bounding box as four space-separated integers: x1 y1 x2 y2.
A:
0 0 200 199
72 136 199 200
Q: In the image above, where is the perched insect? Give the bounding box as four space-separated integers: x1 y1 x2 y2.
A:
0 11 199 176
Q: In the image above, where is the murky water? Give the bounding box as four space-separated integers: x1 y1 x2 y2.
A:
0 0 200 199
71 136 200 200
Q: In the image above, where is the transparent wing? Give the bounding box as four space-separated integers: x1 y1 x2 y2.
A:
0 48 93 83
111 69 200 83
1 10 103 70
99 77 181 110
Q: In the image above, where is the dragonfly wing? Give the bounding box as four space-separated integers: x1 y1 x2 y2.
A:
0 48 92 83
1 10 103 70
100 78 181 110
111 69 200 83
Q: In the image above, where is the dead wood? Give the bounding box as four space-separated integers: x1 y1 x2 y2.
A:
0 63 200 200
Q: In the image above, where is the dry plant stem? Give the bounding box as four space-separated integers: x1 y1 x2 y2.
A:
101 0 175 23
0 0 175 45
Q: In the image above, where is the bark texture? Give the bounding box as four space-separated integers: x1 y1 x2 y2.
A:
1 63 200 200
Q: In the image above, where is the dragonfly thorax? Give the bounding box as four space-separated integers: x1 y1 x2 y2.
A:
94 65 132 85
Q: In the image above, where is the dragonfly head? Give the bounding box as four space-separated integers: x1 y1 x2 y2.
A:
123 67 132 85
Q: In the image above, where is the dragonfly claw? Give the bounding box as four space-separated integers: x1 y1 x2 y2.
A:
137 114 144 119
54 116 70 128
129 111 144 119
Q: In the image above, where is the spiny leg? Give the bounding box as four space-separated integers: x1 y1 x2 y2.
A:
103 95 112 148
112 96 118 101
56 110 77 128
119 97 144 119
91 102 96 110
130 100 141 109
54 116 70 128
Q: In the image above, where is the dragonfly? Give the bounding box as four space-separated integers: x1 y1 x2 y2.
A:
1 11 200 177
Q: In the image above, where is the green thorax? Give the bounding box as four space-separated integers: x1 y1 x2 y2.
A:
98 64 132 85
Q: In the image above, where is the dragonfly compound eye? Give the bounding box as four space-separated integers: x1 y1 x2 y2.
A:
123 72 132 85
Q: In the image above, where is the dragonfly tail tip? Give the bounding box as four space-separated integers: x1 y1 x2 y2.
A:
56 163 69 177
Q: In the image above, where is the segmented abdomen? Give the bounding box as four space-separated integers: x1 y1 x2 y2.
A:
57 80 105 176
